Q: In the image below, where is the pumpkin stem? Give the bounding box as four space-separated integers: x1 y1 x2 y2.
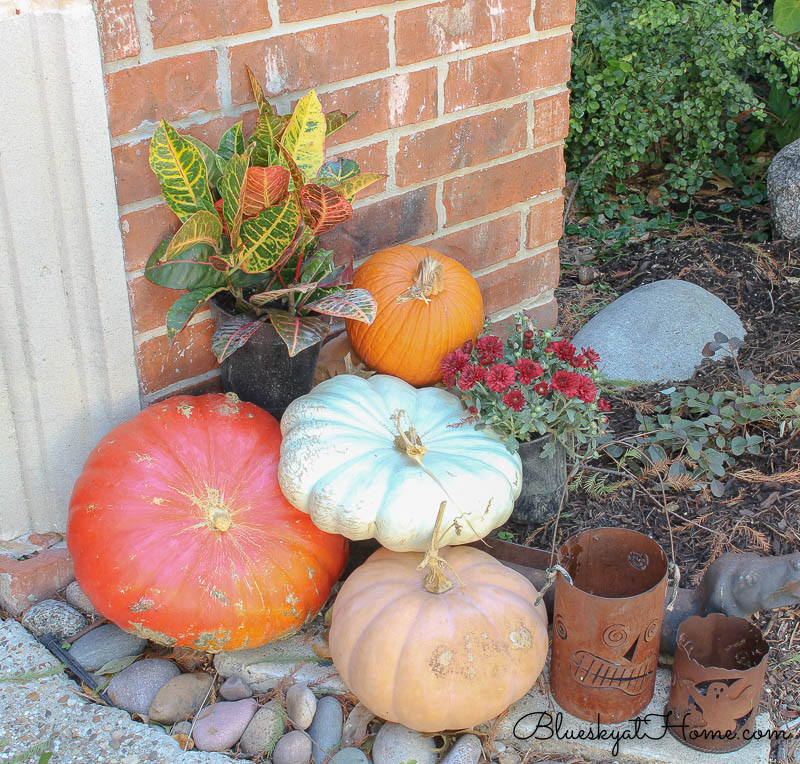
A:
396 256 444 304
392 410 428 462
209 508 232 532
419 501 454 594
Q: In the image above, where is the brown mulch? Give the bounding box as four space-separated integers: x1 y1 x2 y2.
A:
500 202 800 761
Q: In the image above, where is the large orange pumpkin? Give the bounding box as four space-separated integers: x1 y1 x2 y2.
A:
67 393 348 652
345 245 483 386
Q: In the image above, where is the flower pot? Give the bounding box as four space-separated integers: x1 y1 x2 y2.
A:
550 528 670 724
511 434 567 525
665 613 768 753
210 295 321 420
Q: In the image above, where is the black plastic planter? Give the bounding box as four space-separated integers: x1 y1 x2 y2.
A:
512 434 567 526
210 295 321 420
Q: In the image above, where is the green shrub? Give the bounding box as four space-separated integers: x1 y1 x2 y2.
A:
567 0 800 210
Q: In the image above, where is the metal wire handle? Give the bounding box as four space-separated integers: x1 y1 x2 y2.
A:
666 560 681 612
534 564 573 607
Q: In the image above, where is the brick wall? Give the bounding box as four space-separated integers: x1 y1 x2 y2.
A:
98 0 574 401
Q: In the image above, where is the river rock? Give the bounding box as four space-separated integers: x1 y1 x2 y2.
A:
572 279 745 383
21 599 87 640
240 699 286 755
68 624 147 672
192 698 258 752
273 730 313 764
286 682 317 729
106 658 180 717
441 734 482 764
308 695 343 764
372 723 439 764
64 581 99 616
218 675 252 701
148 671 214 724
768 137 800 239
332 747 370 764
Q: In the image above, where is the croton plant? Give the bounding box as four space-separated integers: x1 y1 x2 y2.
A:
145 66 383 359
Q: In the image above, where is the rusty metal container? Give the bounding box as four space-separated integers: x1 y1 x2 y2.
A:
550 528 669 723
665 613 769 752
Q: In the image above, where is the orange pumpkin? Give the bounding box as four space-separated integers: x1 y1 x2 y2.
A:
345 245 483 386
67 393 348 652
329 507 548 731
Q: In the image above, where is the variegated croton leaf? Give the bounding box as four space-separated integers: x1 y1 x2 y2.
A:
267 309 330 357
305 288 377 324
211 314 264 362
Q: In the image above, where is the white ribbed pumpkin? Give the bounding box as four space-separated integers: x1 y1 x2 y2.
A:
278 374 522 552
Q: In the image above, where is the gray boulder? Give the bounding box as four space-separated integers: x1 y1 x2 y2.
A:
573 279 745 384
21 600 86 641
768 138 800 239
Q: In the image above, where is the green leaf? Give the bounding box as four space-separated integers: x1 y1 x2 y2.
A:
149 120 215 222
317 158 361 185
267 309 329 356
301 248 335 283
240 199 301 273
281 90 326 179
219 152 249 248
164 210 222 260
218 122 245 162
185 136 222 189
305 287 377 324
774 0 800 36
145 239 226 290
94 654 140 676
333 173 385 202
166 287 223 341
325 110 356 136
246 64 269 112
212 314 263 362
730 436 747 456
251 111 287 167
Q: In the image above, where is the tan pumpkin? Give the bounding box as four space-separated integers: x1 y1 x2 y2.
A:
345 245 483 386
329 505 548 731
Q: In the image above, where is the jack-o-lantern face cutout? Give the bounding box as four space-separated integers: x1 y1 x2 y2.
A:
567 620 659 696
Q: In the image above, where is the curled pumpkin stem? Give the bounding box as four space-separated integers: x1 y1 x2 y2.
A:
418 501 465 594
396 256 444 304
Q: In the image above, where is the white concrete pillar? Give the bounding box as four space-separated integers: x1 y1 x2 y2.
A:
0 0 141 539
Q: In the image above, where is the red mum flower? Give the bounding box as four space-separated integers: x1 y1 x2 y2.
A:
575 375 598 404
477 335 505 365
441 349 470 377
458 364 486 390
572 354 590 369
545 339 577 363
597 397 611 412
523 338 534 350
534 381 549 396
485 363 516 392
515 357 544 385
523 329 534 339
468 405 478 415
582 346 601 367
549 370 581 397
442 370 458 387
503 389 526 412
461 339 475 355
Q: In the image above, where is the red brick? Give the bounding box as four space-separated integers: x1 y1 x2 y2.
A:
128 275 186 335
112 115 251 206
445 35 572 112
328 142 388 198
492 298 558 329
137 319 218 395
278 0 387 22
527 195 564 249
395 0 529 65
121 204 181 272
0 549 75 617
321 186 438 263
105 52 220 137
477 248 560 314
443 146 565 226
95 0 140 62
427 213 520 271
149 374 222 402
27 533 63 549
150 0 271 48
395 103 527 187
535 0 577 30
230 17 389 101
318 70 438 147
534 91 570 147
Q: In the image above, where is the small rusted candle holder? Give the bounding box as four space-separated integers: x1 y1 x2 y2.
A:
665 613 769 753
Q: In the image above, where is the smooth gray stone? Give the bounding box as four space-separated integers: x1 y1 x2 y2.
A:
106 658 180 717
372 722 438 764
68 623 147 672
308 695 343 764
21 599 86 641
768 138 800 239
218 675 252 701
273 730 313 764
441 734 482 764
148 672 214 724
64 581 99 616
332 747 370 764
285 682 317 730
192 698 258 752
239 700 285 755
573 279 745 383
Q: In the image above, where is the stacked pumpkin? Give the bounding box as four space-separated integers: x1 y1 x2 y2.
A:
277 245 550 732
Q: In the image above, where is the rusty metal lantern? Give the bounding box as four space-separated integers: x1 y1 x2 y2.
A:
665 613 769 753
550 528 670 723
